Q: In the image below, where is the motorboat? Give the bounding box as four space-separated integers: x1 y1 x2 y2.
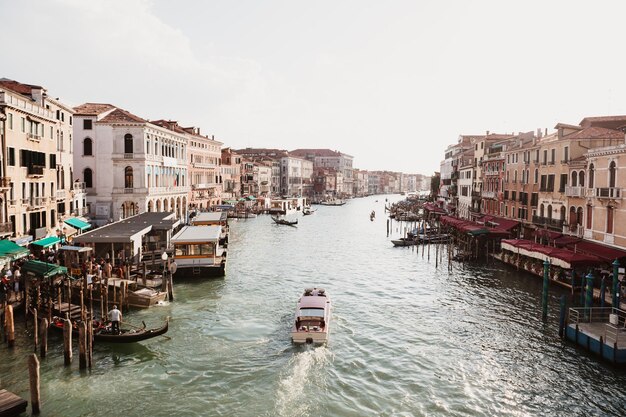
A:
391 237 418 247
291 288 331 345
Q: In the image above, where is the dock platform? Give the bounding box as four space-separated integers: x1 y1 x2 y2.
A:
0 389 27 416
565 307 626 364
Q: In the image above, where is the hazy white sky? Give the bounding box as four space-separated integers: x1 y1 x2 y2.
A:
3 0 626 174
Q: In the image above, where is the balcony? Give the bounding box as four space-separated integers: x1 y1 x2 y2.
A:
532 215 564 229
595 187 621 199
8 199 16 206
481 191 496 199
27 165 44 177
56 189 67 200
73 181 86 191
27 132 41 142
565 186 585 198
0 222 14 236
124 153 134 159
112 187 148 195
20 198 29 205
0 177 10 190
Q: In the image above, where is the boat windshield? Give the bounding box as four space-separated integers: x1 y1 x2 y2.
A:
299 308 324 317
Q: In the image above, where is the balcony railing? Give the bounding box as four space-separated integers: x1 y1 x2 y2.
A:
27 165 44 176
27 132 41 141
565 186 585 197
124 153 134 159
532 216 564 229
73 181 86 191
481 191 496 199
56 189 67 200
0 222 14 235
595 187 621 199
8 199 16 206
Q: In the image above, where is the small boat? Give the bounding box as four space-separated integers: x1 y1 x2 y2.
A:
272 216 298 226
391 237 417 247
291 288 331 345
319 199 345 206
128 288 167 308
302 208 315 216
51 316 169 343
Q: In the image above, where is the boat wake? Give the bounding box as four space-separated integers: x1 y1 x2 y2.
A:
273 346 333 417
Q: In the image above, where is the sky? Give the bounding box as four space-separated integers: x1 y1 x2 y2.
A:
3 0 626 175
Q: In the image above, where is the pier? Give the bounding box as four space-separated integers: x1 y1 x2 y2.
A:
0 389 27 417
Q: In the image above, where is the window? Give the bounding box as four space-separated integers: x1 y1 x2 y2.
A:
589 164 595 188
7 113 12 130
607 206 614 234
83 119 92 130
551 149 555 164
547 174 555 191
579 171 585 187
21 117 25 132
559 174 567 192
609 161 616 188
543 150 547 164
124 134 133 154
125 166 133 188
586 204 593 229
564 146 569 162
84 168 93 188
83 138 93 156
49 154 56 169
571 172 577 187
534 169 538 184
7 148 15 166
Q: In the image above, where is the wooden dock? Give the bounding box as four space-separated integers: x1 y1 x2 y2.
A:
0 389 27 417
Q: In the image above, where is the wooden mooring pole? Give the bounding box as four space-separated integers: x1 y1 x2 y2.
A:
40 318 48 358
33 308 38 352
28 353 40 414
63 319 72 366
79 321 87 370
6 304 15 348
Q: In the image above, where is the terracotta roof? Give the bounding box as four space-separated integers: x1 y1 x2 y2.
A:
561 126 624 140
290 149 341 157
73 103 116 116
0 78 43 98
151 120 186 134
579 115 626 130
98 108 146 124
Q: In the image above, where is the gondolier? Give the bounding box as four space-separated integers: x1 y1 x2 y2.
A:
108 305 122 335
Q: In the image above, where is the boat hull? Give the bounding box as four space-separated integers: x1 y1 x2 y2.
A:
173 263 226 279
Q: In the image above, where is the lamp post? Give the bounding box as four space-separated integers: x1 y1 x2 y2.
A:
161 251 168 294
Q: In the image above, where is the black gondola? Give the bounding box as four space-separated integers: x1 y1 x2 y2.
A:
271 216 298 226
51 317 169 343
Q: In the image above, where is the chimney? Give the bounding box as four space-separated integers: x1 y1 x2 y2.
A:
486 130 490 136
31 87 45 106
545 128 548 136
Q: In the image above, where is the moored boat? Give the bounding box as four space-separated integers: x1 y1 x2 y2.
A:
391 237 417 247
291 287 331 345
171 225 227 278
51 316 169 343
272 216 298 226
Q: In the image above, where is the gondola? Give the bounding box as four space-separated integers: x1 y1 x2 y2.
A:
271 216 298 226
51 316 169 343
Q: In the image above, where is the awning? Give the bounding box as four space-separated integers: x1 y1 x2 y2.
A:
22 260 67 279
480 215 520 232
0 239 30 260
59 245 93 253
64 217 91 231
501 239 602 269
32 236 61 248
564 240 626 263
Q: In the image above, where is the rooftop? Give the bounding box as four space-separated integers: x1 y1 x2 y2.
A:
73 212 178 243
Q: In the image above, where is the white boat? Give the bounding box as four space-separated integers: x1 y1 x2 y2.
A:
291 288 331 345
170 225 227 278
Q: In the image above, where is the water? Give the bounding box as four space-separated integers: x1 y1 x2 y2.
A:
1 195 625 416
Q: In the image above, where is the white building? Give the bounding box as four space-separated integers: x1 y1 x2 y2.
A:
73 103 189 225
280 156 312 197
290 149 354 197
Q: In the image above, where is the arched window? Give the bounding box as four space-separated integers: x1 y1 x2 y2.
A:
579 171 585 187
607 206 614 234
571 172 577 187
609 161 617 188
125 166 133 189
124 134 133 154
560 206 566 221
534 168 539 184
84 168 93 188
547 204 553 220
588 164 595 188
586 204 593 229
83 137 93 156
540 203 545 218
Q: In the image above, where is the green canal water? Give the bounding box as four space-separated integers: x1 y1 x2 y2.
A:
0 194 625 416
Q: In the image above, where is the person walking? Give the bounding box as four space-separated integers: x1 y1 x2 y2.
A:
108 305 122 334
104 260 112 279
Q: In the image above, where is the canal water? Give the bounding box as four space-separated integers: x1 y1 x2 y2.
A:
1 195 625 416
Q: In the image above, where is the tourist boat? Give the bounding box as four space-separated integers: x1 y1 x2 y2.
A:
320 198 345 206
291 288 331 345
171 225 227 278
272 216 298 226
190 212 229 247
51 316 169 343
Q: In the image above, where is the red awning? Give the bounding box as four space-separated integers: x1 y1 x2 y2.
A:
535 229 563 240
480 215 520 231
565 240 626 263
553 236 581 247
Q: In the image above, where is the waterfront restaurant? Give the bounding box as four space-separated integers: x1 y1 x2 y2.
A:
72 212 180 264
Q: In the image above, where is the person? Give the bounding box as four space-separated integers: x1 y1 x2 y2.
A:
104 260 112 279
108 305 122 334
13 266 21 301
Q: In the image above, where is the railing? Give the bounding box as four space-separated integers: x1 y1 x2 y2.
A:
0 222 13 235
56 189 66 200
124 153 134 159
27 165 44 176
8 199 16 206
481 191 495 198
532 216 564 229
21 198 29 205
124 188 134 194
595 187 620 199
27 132 41 141
565 186 585 197
568 307 626 345
73 181 86 191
